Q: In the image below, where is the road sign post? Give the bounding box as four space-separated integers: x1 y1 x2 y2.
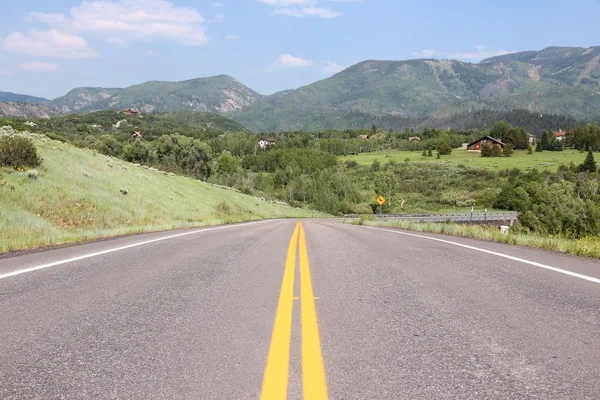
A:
376 195 386 214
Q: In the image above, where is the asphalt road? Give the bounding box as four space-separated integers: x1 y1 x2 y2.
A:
1 219 600 399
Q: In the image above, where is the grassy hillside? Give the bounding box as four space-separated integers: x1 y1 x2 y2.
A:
0 130 321 253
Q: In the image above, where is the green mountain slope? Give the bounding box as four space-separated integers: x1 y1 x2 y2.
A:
0 102 60 118
230 46 600 131
4 46 600 131
158 110 251 132
0 91 48 104
87 75 264 114
49 87 124 114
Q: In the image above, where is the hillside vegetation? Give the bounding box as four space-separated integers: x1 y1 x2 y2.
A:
0 128 320 253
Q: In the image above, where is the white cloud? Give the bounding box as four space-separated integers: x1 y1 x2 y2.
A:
449 45 513 61
225 34 239 40
259 0 317 5
276 54 314 67
20 61 61 71
107 37 128 48
259 0 343 18
210 2 224 6
25 0 208 46
210 12 225 23
414 48 437 58
145 50 160 57
2 29 98 58
323 60 344 73
274 6 342 18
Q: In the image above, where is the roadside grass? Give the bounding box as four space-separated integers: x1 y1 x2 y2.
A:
340 149 586 172
346 219 600 259
0 134 325 253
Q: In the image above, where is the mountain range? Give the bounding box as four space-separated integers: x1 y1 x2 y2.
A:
1 46 599 132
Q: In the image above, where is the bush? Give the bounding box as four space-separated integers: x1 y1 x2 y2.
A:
215 200 233 215
481 144 493 157
0 136 42 167
437 141 453 155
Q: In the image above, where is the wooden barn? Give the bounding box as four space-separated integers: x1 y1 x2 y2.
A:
467 136 505 152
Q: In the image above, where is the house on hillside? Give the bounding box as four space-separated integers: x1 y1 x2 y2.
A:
467 136 505 152
121 108 139 116
259 137 276 151
24 121 38 128
359 134 370 140
408 136 421 141
528 133 536 144
554 129 566 141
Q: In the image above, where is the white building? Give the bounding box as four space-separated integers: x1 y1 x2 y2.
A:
259 137 276 151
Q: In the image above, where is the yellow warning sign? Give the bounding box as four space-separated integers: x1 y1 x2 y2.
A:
376 195 386 206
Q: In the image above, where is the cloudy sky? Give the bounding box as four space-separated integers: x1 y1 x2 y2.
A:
1 0 599 99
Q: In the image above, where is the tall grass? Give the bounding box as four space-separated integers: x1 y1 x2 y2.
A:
0 134 324 253
347 218 600 259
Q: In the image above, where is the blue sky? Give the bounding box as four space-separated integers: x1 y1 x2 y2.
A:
1 0 599 99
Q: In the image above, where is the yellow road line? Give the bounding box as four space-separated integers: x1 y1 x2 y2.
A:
260 222 300 400
299 222 329 400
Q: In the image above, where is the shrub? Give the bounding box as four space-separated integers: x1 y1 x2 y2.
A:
215 200 232 215
437 141 453 155
481 144 493 157
503 144 514 157
491 144 503 157
0 136 42 167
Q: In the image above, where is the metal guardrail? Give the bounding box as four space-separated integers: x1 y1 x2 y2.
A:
343 212 519 224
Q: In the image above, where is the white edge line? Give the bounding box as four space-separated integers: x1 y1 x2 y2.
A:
0 220 272 280
358 225 600 285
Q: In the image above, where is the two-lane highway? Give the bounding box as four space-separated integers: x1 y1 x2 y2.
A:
1 220 600 399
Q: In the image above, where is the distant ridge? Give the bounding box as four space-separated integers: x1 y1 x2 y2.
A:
3 46 600 131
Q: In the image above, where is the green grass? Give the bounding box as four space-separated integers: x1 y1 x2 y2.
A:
0 134 324 253
348 219 600 259
340 149 587 172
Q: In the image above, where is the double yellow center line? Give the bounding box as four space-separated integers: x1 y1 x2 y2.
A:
260 222 328 400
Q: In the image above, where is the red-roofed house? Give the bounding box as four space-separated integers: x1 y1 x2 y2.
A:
554 129 566 141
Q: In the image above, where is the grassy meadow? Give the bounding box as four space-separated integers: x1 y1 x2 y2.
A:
340 149 587 171
0 134 323 253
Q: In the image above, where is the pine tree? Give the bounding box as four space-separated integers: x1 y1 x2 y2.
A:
541 131 550 151
527 145 533 155
535 142 543 152
427 149 433 157
580 148 597 173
